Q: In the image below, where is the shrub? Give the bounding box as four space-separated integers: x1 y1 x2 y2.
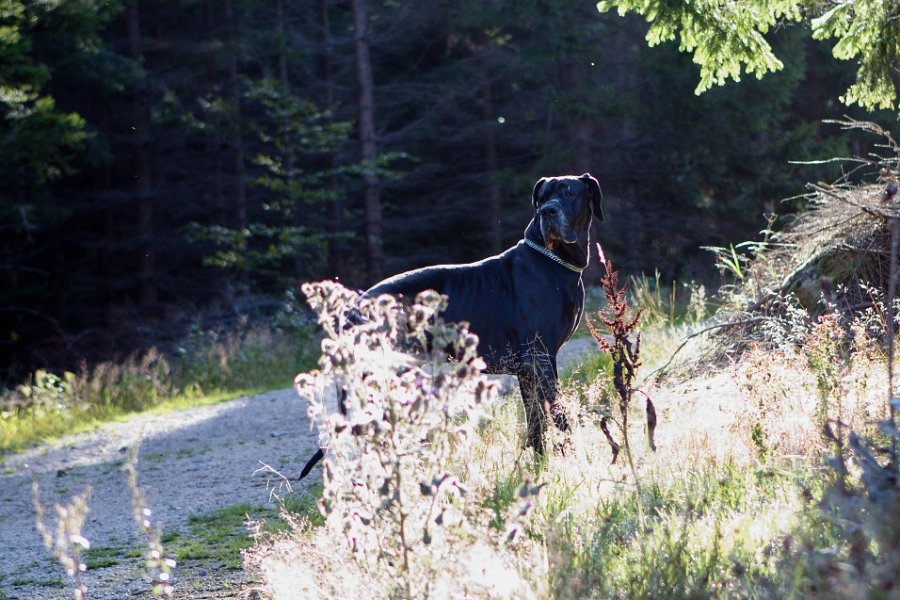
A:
293 281 539 598
790 421 900 598
1 313 316 452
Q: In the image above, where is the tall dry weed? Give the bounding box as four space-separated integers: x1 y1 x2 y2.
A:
286 281 540 599
124 446 176 598
30 447 178 599
585 245 656 502
32 483 93 600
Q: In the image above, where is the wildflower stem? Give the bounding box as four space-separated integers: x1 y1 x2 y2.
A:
587 243 647 528
887 216 898 463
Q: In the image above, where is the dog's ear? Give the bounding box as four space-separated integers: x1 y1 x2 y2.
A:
580 173 603 221
532 177 548 209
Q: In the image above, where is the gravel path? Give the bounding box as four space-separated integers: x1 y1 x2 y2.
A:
0 337 599 599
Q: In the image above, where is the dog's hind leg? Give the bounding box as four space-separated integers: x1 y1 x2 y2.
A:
517 353 568 454
518 368 548 454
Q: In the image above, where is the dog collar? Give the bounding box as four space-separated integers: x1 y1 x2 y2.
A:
523 239 584 273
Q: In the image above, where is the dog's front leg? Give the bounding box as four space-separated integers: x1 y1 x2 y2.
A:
517 353 568 454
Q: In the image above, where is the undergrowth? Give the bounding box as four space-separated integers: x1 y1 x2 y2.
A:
566 273 708 388
248 249 898 598
289 281 538 598
1 310 317 452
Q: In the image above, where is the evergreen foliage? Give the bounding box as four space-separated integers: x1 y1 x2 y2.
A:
0 0 883 381
598 0 799 92
812 0 900 110
598 0 900 111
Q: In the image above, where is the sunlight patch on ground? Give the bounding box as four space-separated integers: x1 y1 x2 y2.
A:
1 394 268 477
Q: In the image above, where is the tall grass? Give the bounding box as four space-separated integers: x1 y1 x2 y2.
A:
1 319 317 452
565 273 708 388
254 265 900 598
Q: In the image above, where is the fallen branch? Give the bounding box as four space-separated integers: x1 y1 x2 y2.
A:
643 317 774 381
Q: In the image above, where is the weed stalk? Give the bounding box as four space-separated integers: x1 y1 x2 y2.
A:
124 445 176 599
32 482 93 600
586 243 651 526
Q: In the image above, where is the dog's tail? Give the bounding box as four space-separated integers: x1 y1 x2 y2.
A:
298 447 325 480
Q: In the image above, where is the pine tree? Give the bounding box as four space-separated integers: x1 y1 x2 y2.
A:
597 0 900 112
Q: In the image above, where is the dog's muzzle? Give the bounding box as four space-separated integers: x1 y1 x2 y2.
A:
539 199 576 244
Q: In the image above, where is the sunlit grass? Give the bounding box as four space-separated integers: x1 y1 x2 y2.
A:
463 342 871 597
258 346 845 598
0 385 282 454
248 278 896 598
0 324 317 453
544 465 810 598
566 276 710 386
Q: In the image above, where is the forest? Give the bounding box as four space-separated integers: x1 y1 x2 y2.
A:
4 1 900 598
1 0 886 383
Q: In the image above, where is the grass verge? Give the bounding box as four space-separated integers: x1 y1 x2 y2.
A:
165 491 324 571
248 276 897 598
1 322 317 453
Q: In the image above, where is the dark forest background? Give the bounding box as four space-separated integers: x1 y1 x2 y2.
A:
1 0 885 382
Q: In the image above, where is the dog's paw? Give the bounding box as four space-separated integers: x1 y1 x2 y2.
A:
550 404 571 432
553 436 574 457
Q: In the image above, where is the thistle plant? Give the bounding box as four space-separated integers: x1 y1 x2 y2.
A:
124 446 176 599
297 280 539 598
32 482 93 600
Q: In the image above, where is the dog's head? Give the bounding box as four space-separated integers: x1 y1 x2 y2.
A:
531 173 603 251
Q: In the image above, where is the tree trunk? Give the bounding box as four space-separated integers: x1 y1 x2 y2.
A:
481 83 502 254
222 0 247 296
98 103 116 323
224 0 247 232
565 59 594 173
204 0 225 227
276 0 303 276
319 0 343 278
276 0 288 85
127 0 156 308
352 0 383 283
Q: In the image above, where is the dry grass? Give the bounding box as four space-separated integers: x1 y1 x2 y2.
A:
711 180 900 342
1 322 315 452
248 179 900 598
246 273 895 599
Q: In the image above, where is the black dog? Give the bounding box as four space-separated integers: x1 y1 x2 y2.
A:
299 173 602 479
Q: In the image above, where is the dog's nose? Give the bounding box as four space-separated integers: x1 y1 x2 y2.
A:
540 204 559 218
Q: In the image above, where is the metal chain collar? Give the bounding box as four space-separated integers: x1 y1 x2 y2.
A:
523 239 584 273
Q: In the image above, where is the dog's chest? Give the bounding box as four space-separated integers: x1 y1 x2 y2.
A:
470 271 583 365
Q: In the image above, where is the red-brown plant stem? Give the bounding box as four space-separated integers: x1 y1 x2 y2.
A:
587 243 646 525
888 216 898 464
